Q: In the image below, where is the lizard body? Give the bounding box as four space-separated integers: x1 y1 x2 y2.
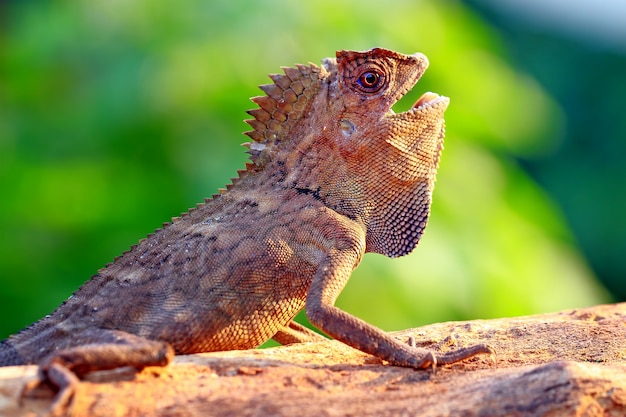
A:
0 48 492 412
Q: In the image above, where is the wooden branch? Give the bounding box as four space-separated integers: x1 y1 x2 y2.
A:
1 303 625 416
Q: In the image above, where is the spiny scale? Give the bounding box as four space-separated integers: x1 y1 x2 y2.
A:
243 61 324 166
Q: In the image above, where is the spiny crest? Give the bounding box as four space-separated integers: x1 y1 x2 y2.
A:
120 61 329 248
243 62 326 166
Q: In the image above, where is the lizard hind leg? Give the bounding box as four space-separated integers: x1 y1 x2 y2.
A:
272 320 328 345
22 328 174 416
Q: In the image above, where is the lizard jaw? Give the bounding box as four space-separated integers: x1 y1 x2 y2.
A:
388 92 449 116
412 91 449 111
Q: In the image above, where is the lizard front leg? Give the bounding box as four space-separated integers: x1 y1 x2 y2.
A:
305 247 494 369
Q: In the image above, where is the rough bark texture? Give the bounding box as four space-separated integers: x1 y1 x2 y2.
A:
1 302 625 417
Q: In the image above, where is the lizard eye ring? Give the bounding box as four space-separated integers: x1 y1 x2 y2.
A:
359 72 380 88
354 68 386 93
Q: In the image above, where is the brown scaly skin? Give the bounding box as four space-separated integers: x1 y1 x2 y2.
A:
0 48 494 413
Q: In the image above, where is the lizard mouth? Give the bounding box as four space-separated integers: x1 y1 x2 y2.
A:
412 91 449 110
389 91 449 116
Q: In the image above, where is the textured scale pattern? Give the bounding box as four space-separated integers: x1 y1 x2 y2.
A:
244 63 322 162
0 48 494 415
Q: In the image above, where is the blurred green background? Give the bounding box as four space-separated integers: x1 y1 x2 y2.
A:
1 0 624 339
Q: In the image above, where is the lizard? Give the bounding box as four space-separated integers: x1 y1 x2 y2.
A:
0 47 494 413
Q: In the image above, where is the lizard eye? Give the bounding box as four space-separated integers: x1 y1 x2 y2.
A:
359 72 379 87
356 69 385 93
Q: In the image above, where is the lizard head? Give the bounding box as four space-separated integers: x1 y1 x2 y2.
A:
331 48 448 183
244 48 448 258
331 48 448 258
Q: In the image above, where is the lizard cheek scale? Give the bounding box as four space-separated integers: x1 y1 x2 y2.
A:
0 48 494 415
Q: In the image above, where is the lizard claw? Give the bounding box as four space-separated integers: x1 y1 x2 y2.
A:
406 335 416 348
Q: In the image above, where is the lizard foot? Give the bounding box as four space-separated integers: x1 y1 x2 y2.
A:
406 334 496 372
20 329 174 416
21 361 81 417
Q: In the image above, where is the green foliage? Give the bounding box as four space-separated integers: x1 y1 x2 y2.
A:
0 0 609 338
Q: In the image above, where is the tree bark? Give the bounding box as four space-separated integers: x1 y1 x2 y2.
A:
1 303 625 417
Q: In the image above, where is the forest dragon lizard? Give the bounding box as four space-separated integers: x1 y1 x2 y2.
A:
0 48 493 413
